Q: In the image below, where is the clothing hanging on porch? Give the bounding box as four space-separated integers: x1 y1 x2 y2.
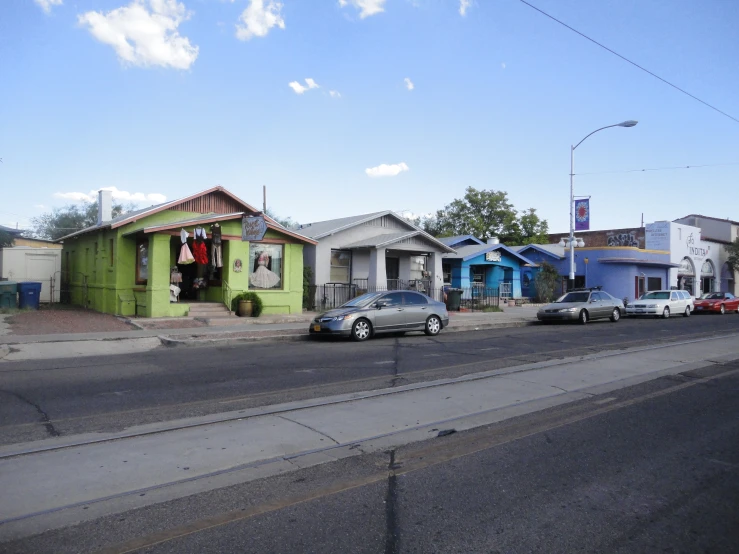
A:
178 229 195 265
192 240 208 265
210 223 223 268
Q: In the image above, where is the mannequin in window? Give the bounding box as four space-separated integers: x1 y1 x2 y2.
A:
250 250 280 288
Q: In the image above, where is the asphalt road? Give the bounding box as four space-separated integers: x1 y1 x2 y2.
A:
1 314 738 446
4 359 738 553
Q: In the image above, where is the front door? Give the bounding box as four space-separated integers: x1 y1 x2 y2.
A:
374 291 406 331
386 257 400 289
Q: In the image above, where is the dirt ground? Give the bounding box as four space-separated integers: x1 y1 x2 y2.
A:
131 319 207 330
6 305 136 335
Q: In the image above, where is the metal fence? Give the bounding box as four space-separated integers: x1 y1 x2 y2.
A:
304 283 501 312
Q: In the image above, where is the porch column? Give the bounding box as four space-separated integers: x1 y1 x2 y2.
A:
145 233 171 317
368 247 387 291
399 255 411 285
429 252 444 301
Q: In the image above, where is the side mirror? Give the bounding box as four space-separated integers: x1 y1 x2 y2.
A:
375 300 388 309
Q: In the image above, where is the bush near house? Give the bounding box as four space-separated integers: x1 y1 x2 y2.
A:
534 262 560 303
231 291 264 317
302 266 314 310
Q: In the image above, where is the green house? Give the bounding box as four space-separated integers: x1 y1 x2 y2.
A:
57 186 316 318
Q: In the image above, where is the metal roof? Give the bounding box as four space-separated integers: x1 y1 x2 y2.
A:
510 243 566 259
443 243 535 265
341 231 425 249
437 235 485 247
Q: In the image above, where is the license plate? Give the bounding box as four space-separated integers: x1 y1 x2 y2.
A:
697 307 703 310
313 324 321 332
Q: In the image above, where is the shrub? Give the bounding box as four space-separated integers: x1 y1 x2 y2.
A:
534 262 560 303
302 266 314 310
231 291 264 317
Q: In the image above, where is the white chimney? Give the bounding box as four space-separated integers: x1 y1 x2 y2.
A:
487 236 500 245
98 189 113 225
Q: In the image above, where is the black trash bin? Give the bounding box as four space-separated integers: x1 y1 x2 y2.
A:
446 288 463 312
17 282 42 310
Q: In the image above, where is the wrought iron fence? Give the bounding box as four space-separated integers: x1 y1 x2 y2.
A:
305 283 501 312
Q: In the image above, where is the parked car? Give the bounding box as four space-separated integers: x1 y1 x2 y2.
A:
625 290 692 318
537 288 624 324
693 292 739 314
309 290 450 341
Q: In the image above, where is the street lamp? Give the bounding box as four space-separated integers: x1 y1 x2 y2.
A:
567 120 638 291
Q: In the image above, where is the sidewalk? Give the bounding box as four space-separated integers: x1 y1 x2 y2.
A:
2 333 737 539
0 307 540 361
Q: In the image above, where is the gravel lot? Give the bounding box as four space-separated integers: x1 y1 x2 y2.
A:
6 305 135 335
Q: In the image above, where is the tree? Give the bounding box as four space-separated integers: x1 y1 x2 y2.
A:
427 187 548 244
726 237 739 270
534 262 561 303
0 230 15 248
31 201 130 241
265 207 297 229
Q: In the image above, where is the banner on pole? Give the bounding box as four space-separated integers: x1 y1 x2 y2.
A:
575 199 590 231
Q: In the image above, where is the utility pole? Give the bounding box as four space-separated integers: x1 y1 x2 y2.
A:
263 186 267 213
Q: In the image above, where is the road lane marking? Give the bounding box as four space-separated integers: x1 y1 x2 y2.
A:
374 361 394 365
478 347 500 351
592 397 617 405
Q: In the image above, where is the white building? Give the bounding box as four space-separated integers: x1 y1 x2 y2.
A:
646 220 726 296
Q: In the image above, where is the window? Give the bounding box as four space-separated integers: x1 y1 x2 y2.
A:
249 244 283 290
380 292 403 307
136 239 149 285
671 292 679 300
403 292 428 305
330 250 351 283
591 292 602 301
410 256 427 280
442 264 451 283
647 277 662 291
109 239 114 267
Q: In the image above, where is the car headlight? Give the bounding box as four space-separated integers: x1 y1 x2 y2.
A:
332 314 355 321
561 308 578 312
646 304 656 308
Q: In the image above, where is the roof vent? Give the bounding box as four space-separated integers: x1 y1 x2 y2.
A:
487 237 500 245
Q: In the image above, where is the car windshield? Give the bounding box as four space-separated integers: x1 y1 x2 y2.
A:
640 291 670 300
705 293 724 299
556 292 589 303
340 292 384 308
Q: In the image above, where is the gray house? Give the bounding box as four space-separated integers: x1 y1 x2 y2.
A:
296 211 455 305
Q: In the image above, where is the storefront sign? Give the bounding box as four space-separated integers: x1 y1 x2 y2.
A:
686 232 709 259
242 215 267 241
645 221 670 250
485 251 502 262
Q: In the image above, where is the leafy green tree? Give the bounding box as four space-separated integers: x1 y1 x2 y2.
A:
31 201 130 241
427 187 548 244
0 230 16 248
534 262 561 303
726 237 739 270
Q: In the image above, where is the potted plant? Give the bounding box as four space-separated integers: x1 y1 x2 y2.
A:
232 292 263 317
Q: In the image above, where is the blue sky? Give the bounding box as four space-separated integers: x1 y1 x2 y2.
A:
2 0 738 236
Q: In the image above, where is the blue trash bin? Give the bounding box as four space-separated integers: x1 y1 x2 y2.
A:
17 282 42 310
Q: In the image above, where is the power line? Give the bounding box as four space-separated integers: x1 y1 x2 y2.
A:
517 0 739 125
576 161 739 176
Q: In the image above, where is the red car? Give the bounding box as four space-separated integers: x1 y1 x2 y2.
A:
693 292 739 314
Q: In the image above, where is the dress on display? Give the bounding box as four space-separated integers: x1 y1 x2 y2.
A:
249 252 280 289
178 229 194 265
192 227 209 265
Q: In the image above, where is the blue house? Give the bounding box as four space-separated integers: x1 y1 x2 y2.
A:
511 243 678 302
440 236 537 298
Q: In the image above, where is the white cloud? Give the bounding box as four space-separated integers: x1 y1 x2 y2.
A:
365 162 409 178
236 0 285 40
78 0 199 70
329 90 341 98
34 0 63 14
459 0 471 16
288 78 320 95
54 187 167 204
339 0 386 19
404 77 414 91
501 62 506 69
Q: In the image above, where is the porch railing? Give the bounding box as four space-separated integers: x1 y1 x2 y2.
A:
222 278 233 314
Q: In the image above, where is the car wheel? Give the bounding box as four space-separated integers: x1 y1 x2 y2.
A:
425 315 442 336
610 308 620 322
683 306 691 317
720 304 725 315
579 309 588 325
351 319 372 342
662 306 670 319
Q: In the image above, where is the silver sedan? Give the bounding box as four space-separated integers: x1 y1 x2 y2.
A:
537 288 624 324
309 291 450 341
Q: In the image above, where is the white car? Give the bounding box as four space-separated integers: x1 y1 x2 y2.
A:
625 290 692 318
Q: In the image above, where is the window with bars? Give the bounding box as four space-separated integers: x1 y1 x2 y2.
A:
330 250 352 283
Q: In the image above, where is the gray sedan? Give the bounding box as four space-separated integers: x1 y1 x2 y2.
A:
537 288 624 324
309 291 450 341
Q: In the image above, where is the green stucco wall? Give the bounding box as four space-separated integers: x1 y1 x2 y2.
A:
61 212 305 318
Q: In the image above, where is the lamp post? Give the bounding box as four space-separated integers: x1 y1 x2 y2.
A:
567 120 638 291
